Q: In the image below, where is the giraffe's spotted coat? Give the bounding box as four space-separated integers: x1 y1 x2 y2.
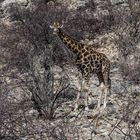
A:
50 22 111 110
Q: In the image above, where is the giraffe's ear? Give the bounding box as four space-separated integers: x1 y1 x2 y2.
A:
50 25 53 29
60 24 63 28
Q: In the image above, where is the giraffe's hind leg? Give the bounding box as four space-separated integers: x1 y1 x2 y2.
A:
97 72 104 110
74 90 80 111
97 82 106 110
103 86 108 108
102 65 111 109
103 82 111 109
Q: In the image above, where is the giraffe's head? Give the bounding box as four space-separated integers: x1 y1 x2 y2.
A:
50 22 63 34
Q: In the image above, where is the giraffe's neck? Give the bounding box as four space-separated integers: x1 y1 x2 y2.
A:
58 29 83 54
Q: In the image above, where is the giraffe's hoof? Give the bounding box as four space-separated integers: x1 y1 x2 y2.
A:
85 107 89 111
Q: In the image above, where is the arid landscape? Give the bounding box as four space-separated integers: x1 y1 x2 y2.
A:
0 0 140 139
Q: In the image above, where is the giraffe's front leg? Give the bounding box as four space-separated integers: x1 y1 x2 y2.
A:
85 88 89 111
74 72 82 111
74 78 90 111
74 91 80 111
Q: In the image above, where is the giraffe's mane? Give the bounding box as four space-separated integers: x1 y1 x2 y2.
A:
59 28 83 45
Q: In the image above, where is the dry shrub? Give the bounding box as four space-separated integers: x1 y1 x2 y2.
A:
118 46 140 84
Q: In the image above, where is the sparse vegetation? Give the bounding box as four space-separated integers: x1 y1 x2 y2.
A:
0 0 140 139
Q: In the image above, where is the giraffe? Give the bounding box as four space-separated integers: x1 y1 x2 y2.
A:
50 22 111 111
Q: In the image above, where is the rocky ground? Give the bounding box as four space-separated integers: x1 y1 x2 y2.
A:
50 42 140 139
1 40 139 140
0 0 140 140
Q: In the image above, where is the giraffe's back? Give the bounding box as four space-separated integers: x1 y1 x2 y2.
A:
76 49 110 75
